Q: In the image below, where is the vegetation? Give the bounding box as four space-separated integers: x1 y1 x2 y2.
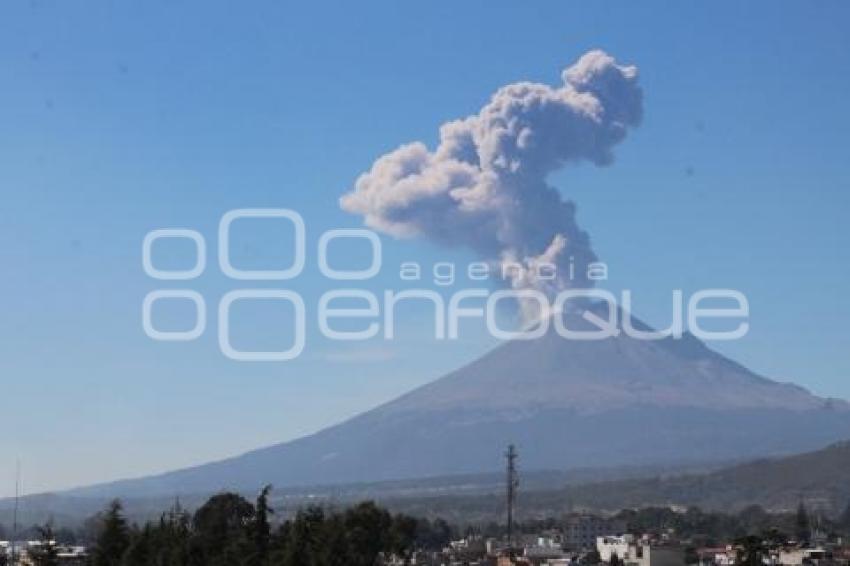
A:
79 489 451 566
91 500 131 566
5 490 850 564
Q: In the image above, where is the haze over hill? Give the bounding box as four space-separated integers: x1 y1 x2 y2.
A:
61 307 850 500
550 439 850 514
352 440 850 524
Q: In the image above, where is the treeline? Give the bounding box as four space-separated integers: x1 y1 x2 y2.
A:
83 486 453 566
10 490 850 565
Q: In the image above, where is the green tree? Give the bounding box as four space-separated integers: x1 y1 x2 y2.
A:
387 514 418 563
28 522 59 566
157 499 193 566
191 492 255 566
343 501 391 566
121 524 153 566
839 501 850 531
91 500 131 566
738 504 769 535
278 506 326 566
248 485 273 566
320 512 351 566
795 501 811 544
735 535 766 566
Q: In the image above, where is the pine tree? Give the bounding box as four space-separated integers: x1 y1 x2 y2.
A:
795 501 811 545
91 500 130 566
343 502 392 566
280 506 326 566
121 524 153 566
250 485 273 566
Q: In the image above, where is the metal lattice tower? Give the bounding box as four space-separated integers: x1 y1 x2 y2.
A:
505 444 519 553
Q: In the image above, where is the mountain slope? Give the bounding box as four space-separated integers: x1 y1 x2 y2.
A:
549 439 850 513
67 307 850 498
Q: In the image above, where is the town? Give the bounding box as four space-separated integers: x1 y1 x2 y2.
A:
3 447 850 565
1 502 847 565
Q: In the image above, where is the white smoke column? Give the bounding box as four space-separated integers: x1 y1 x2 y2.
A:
341 50 642 319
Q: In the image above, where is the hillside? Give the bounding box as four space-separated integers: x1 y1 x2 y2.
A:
56 306 850 500
551 439 850 514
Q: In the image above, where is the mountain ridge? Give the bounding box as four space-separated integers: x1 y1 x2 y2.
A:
62 307 850 499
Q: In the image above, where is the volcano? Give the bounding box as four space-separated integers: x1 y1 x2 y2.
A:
69 307 850 498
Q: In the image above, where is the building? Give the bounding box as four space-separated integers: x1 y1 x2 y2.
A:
623 544 685 566
597 535 684 566
597 535 634 562
696 546 736 565
0 540 88 565
776 547 828 565
55 544 89 564
522 535 568 562
564 515 627 550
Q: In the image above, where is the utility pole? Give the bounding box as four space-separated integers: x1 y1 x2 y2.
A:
12 461 20 565
505 444 519 556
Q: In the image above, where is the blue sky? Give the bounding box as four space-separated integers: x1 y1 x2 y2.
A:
1 1 849 496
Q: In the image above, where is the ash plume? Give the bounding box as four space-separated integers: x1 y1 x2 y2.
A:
341 50 642 317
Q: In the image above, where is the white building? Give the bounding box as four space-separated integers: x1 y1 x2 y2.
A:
777 547 828 565
524 535 567 561
623 544 685 566
597 535 684 566
598 534 633 562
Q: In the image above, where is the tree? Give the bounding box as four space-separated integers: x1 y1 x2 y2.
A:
116 498 194 566
414 518 453 551
248 485 273 566
320 512 350 566
28 522 59 566
157 498 193 566
121 524 153 566
761 527 788 547
795 501 811 544
387 514 418 563
91 500 131 566
735 535 766 566
839 501 850 531
75 490 455 566
191 492 255 566
343 501 392 566
738 504 769 535
277 506 327 566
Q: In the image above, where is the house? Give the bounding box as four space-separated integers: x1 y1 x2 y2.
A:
598 534 684 565
565 515 627 550
598 535 633 563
